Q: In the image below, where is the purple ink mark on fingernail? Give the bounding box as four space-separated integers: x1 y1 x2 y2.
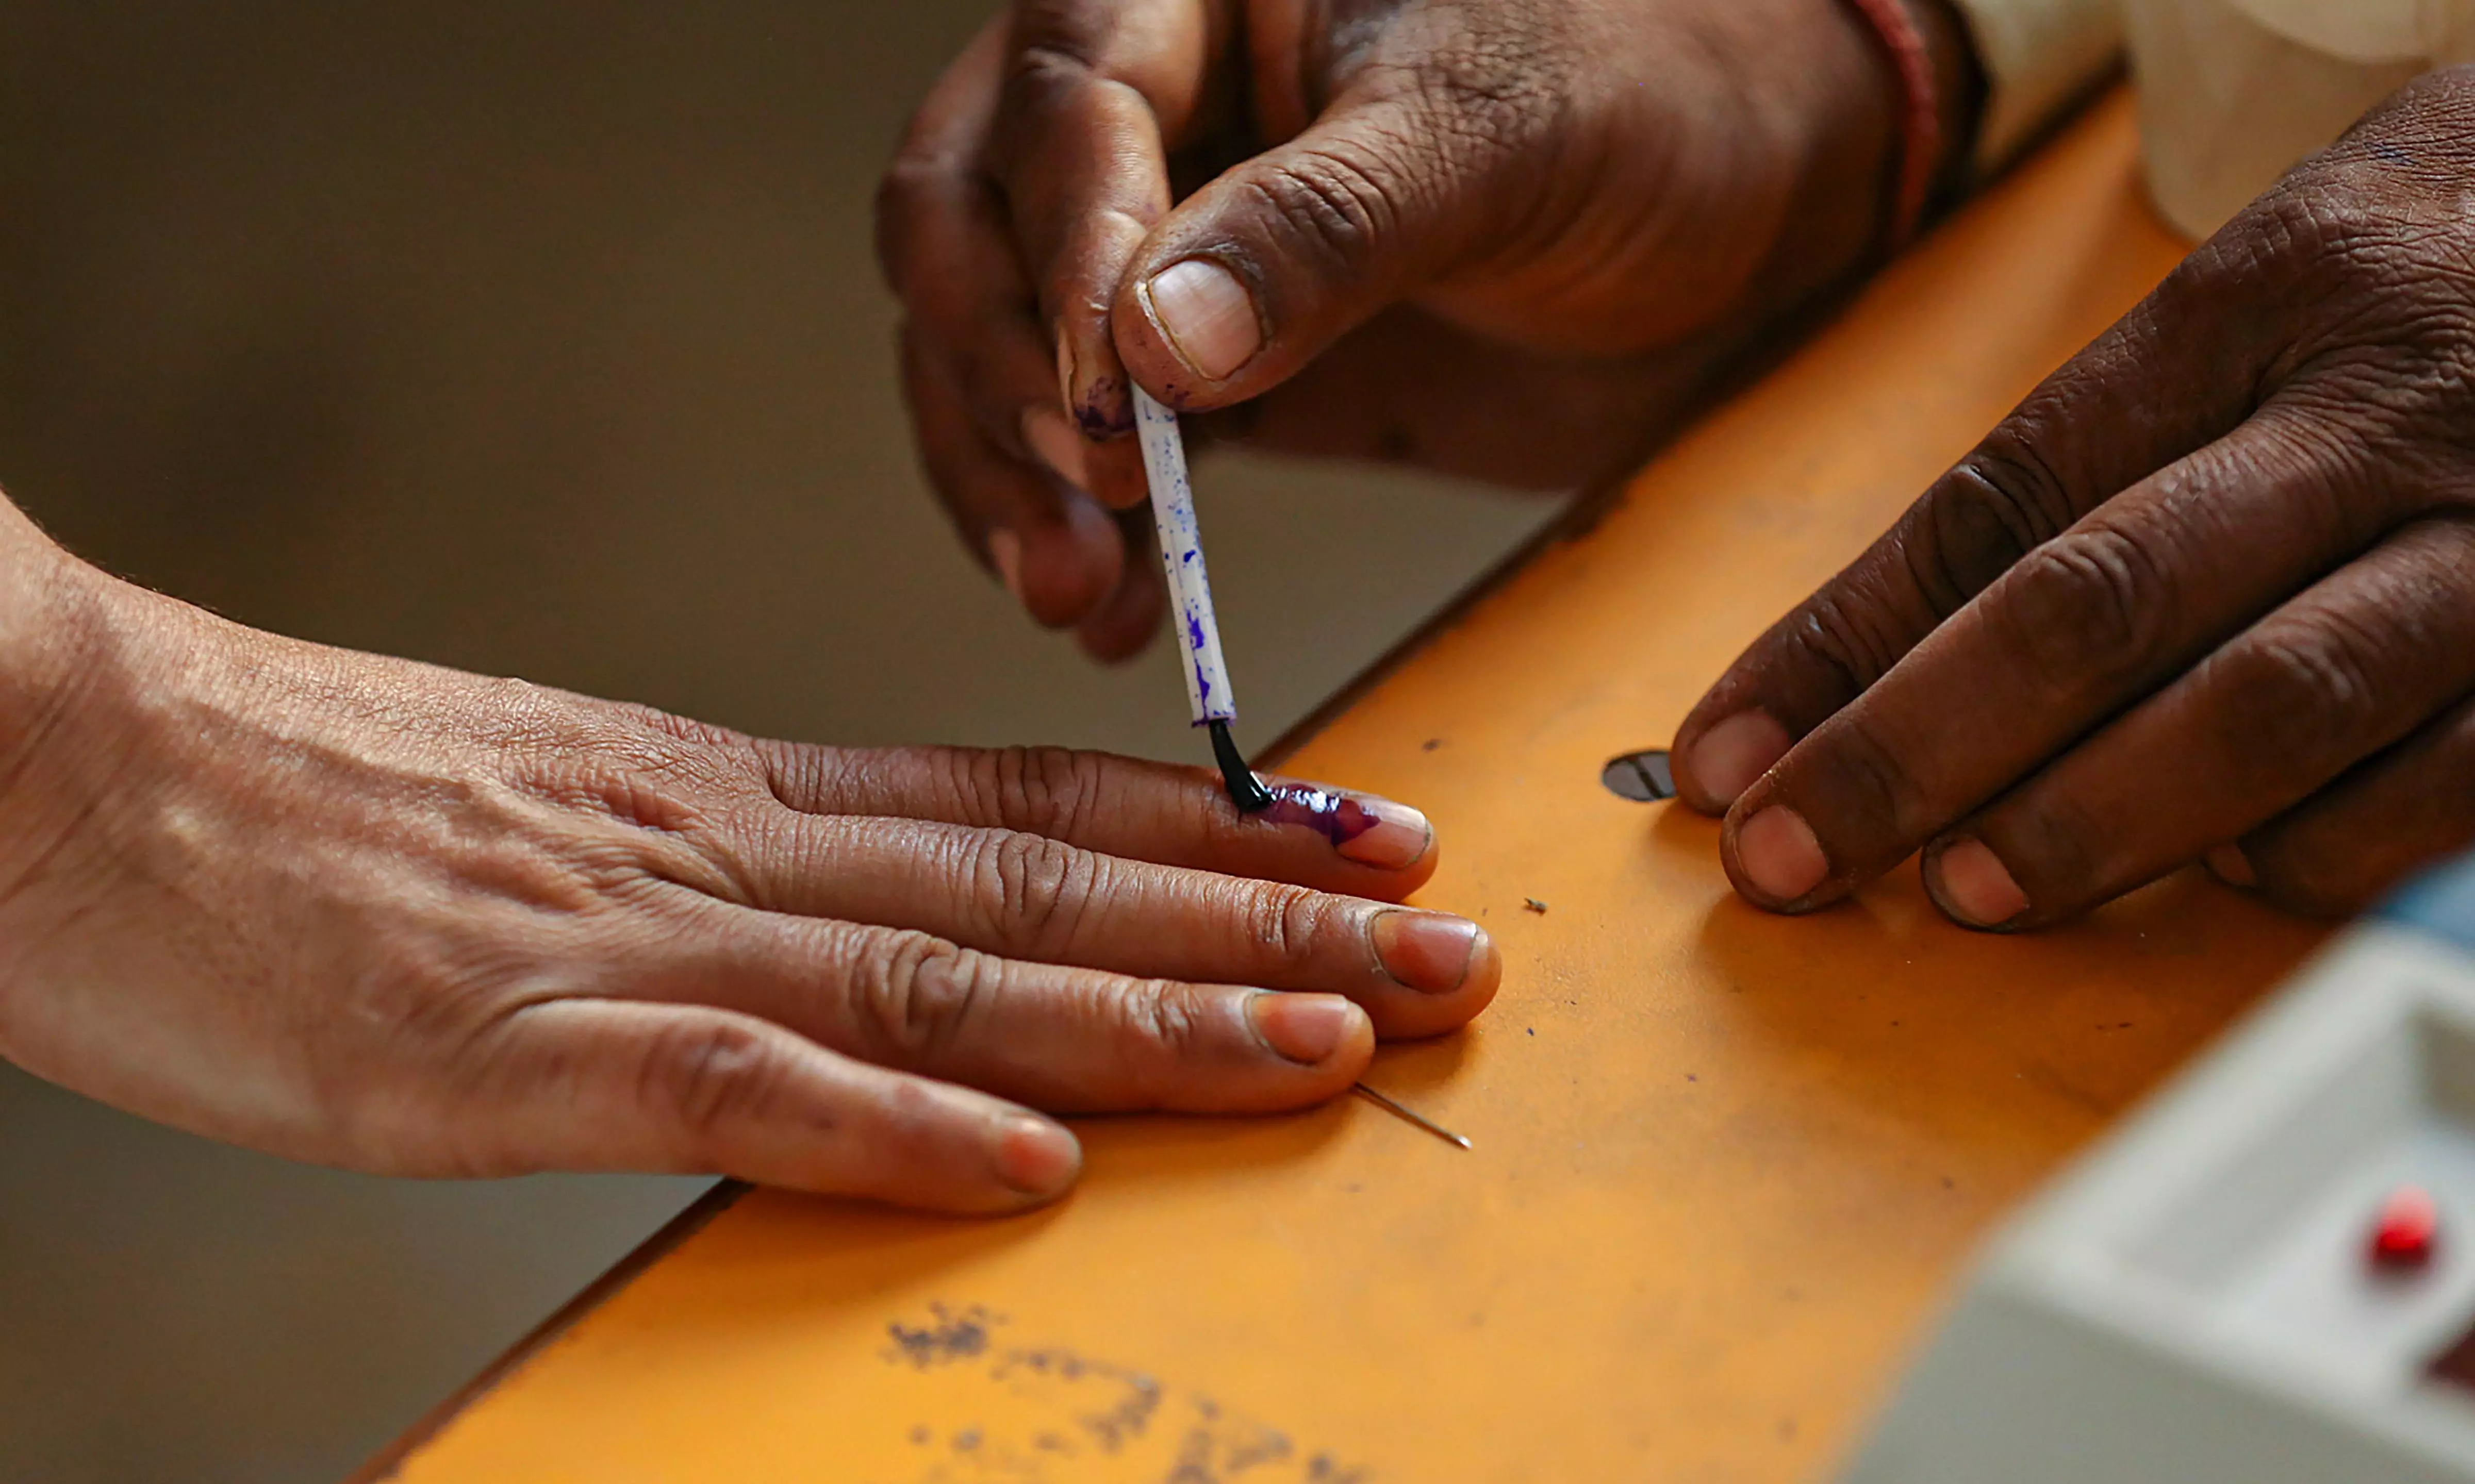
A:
1258 783 1381 846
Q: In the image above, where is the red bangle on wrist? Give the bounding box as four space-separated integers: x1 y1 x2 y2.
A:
1839 0 1944 249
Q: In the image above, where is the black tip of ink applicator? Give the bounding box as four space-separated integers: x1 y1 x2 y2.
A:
1210 720 1275 813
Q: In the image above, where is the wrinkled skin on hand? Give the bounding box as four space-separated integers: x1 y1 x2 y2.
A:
1674 68 2475 928
878 0 1974 660
0 518 1497 1214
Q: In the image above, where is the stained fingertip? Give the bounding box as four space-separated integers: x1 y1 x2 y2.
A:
1054 317 1136 443
992 1113 1082 1199
1235 780 1439 887
1680 710 1792 814
1332 798 1431 871
1926 837 2032 930
2205 843 2259 889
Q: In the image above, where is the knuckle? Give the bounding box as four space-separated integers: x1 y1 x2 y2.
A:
1996 793 2106 906
2204 617 2392 768
978 829 1101 954
638 1017 781 1153
1782 580 1915 699
860 1075 951 1166
1811 716 1932 846
1992 526 2179 694
963 746 1103 839
1245 883 1328 966
1238 145 1399 279
623 704 758 756
997 39 1097 132
1117 980 1209 1069
1883 420 2079 626
850 931 996 1062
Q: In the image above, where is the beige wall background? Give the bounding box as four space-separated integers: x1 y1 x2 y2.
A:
0 4 1553 1481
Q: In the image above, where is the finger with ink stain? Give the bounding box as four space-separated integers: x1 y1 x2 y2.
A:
1251 780 1433 871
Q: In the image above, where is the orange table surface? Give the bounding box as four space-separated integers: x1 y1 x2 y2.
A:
364 94 2329 1484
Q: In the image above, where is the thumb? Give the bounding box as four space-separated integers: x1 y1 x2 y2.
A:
1112 89 1546 410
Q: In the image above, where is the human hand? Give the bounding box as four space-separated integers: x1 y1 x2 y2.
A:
0 539 1495 1214
1671 70 2475 929
878 0 1976 659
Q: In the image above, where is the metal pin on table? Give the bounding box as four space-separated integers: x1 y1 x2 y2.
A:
1354 1083 1471 1150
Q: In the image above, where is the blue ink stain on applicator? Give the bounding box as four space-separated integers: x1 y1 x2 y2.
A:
1134 386 1273 814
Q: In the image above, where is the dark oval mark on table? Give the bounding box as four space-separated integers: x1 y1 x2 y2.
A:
1600 749 1676 803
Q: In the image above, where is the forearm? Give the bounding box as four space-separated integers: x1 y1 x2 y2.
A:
1730 0 1987 324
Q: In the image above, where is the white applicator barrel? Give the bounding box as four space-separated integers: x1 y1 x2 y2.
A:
1132 385 1238 726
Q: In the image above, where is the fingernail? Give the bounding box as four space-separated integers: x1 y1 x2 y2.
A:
1248 992 1363 1065
1372 911 1485 994
1736 806 1829 904
1020 406 1091 491
1689 711 1793 806
987 528 1025 603
1335 798 1431 870
1930 837 2031 928
992 1113 1081 1197
1143 258 1261 381
1054 332 1078 410
2206 844 2258 889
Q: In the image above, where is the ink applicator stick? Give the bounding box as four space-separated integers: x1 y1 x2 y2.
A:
1133 386 1274 814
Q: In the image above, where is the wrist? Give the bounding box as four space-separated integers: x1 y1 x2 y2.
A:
1841 0 1988 243
1760 0 1986 297
0 511 155 915
1907 0 1990 209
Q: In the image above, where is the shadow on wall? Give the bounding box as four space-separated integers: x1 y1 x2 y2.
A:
0 4 1554 1482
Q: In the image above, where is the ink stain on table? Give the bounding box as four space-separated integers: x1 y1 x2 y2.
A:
880 1305 1369 1482
886 1303 998 1369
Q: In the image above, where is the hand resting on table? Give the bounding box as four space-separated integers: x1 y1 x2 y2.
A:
0 505 1496 1213
1676 69 2475 929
